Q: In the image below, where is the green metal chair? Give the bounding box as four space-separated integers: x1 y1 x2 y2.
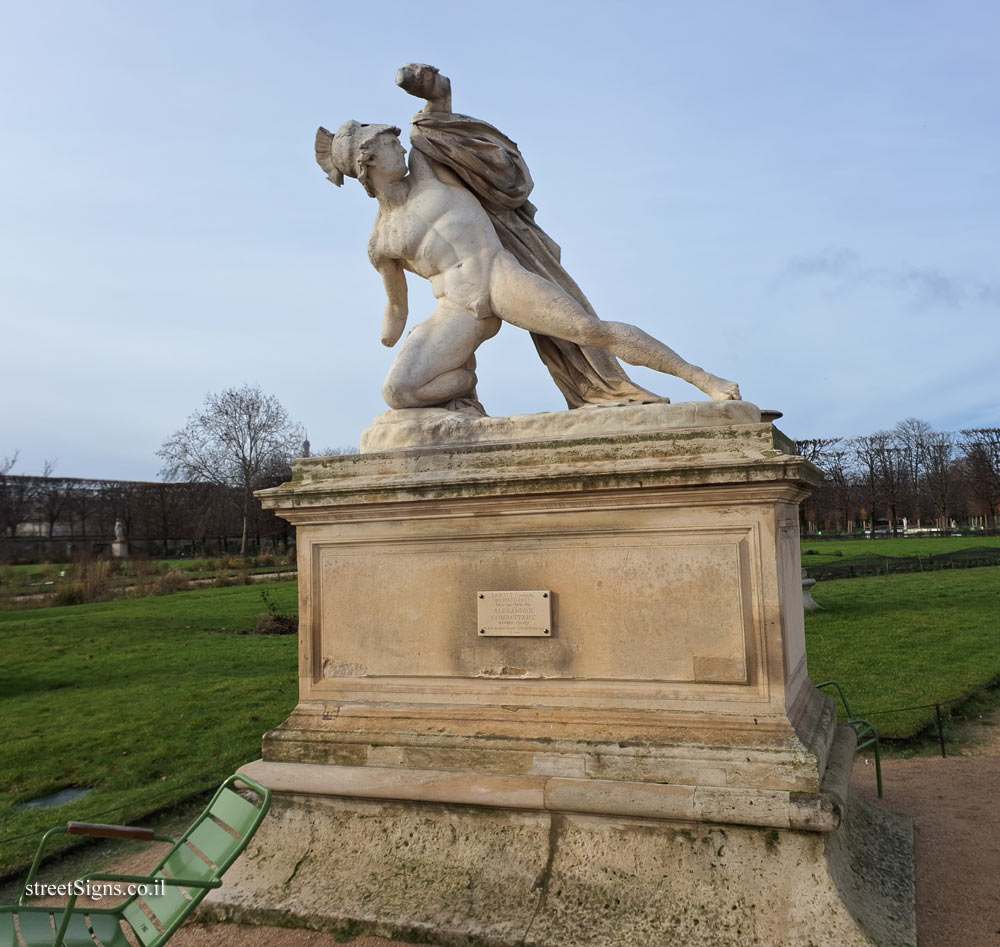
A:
816 680 884 798
1 773 270 947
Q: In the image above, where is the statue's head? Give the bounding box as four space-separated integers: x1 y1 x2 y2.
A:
315 121 403 196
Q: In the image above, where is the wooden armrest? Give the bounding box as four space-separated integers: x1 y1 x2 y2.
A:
67 821 155 841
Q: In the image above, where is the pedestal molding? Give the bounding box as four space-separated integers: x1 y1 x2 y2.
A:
242 722 855 833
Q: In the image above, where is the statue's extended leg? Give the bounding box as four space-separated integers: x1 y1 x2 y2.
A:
382 303 500 409
490 254 741 401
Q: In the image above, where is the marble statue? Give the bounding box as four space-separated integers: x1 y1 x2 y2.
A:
316 64 740 415
112 518 128 559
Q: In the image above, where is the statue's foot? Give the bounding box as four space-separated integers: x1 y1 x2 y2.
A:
579 393 671 409
702 374 742 401
441 396 488 417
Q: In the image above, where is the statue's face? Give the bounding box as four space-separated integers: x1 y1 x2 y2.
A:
367 133 408 181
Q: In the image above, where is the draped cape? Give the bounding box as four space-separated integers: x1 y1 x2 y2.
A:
410 111 663 408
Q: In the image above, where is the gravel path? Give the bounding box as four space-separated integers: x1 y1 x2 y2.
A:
852 745 1000 946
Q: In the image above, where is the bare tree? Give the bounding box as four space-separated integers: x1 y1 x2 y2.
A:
157 386 305 555
849 432 907 536
824 449 859 534
1 457 57 547
893 418 934 525
1 450 19 477
38 477 70 539
958 429 1000 530
0 451 21 541
850 435 884 537
312 445 361 457
794 439 841 534
922 431 954 529
873 432 908 536
794 438 841 466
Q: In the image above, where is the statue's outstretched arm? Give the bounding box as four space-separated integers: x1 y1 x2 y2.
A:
396 63 451 113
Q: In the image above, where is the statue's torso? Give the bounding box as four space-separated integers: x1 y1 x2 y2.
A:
371 167 503 314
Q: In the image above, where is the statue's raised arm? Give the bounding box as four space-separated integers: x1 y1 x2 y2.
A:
315 64 741 416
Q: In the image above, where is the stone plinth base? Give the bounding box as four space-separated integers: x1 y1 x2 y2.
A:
243 409 916 945
259 414 834 795
360 400 765 453
205 761 914 946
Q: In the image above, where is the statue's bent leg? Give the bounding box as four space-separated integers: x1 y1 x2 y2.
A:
382 302 500 409
489 253 740 401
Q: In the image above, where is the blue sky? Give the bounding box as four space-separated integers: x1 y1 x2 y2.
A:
2 1 997 480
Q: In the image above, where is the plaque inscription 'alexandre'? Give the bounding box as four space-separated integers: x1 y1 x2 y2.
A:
477 590 552 637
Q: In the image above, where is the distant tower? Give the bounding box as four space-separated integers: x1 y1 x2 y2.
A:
302 437 311 458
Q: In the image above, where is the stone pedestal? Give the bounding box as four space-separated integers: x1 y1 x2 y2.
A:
204 403 915 946
803 569 823 612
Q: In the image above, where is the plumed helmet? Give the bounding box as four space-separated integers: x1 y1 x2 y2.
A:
315 121 402 187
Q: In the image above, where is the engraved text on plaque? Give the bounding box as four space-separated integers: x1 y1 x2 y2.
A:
477 590 552 637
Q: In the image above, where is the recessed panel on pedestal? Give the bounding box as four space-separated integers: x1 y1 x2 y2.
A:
312 526 753 687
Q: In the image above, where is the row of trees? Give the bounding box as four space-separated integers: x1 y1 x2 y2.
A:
9 389 995 556
0 473 295 561
3 386 356 562
796 419 1000 535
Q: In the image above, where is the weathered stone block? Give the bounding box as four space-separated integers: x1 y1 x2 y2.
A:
218 412 914 945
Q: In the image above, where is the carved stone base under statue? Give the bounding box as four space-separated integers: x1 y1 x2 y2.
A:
203 404 915 946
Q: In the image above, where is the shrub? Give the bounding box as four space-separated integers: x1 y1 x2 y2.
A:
153 570 186 596
250 613 298 635
62 560 111 603
53 583 89 606
128 557 160 578
246 588 298 635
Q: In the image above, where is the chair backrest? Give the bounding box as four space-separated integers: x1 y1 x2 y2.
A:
121 775 271 946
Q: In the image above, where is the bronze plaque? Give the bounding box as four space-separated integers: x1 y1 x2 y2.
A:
477 590 552 637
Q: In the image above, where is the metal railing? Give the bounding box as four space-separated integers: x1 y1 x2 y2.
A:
851 695 979 759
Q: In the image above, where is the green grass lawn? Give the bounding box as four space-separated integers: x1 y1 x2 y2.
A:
800 535 1000 565
0 563 68 583
806 566 1000 739
0 583 298 877
2 564 48 578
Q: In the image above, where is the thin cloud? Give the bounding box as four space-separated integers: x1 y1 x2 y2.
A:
774 248 999 309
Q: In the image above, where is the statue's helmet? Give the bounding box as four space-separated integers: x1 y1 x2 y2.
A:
315 121 402 189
